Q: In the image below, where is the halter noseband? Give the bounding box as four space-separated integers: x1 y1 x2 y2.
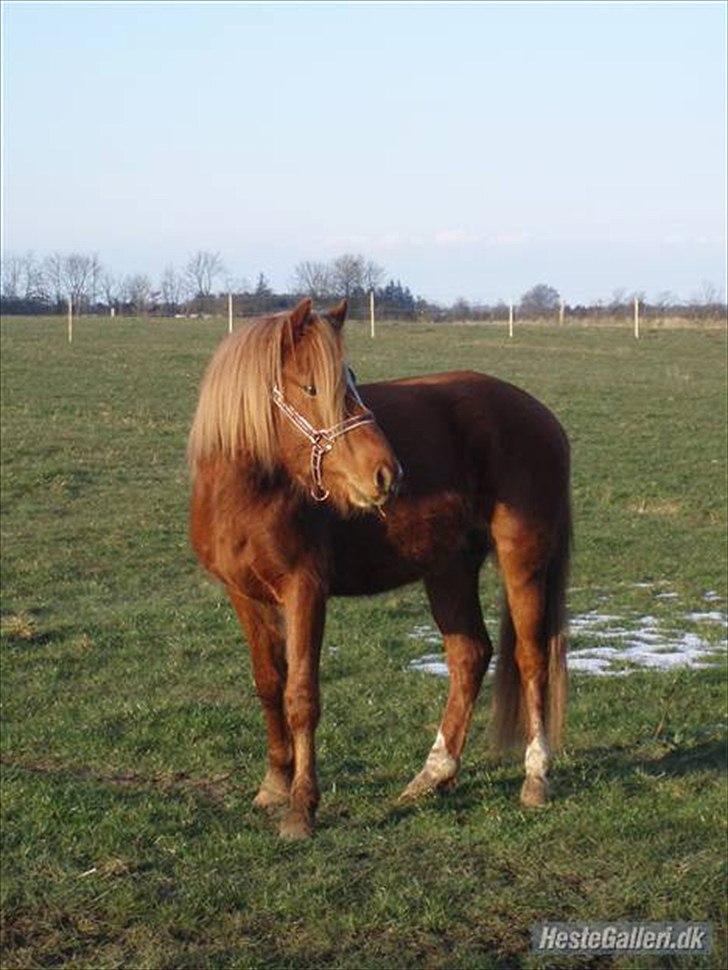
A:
271 383 375 502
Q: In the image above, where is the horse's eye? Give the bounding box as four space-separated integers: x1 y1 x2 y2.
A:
304 384 317 397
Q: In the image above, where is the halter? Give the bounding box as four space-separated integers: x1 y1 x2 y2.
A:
271 379 375 502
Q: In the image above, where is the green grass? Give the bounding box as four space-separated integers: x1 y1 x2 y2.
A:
1 315 726 969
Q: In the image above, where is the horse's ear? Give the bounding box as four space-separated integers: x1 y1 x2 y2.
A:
289 297 313 342
326 299 348 331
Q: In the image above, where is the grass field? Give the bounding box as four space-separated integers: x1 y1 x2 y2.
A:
1 314 726 969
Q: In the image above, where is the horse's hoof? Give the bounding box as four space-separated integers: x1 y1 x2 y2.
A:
398 768 456 803
252 782 289 813
520 775 550 807
279 809 314 840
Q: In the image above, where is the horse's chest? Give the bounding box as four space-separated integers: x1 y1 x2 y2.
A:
387 491 472 563
330 492 474 595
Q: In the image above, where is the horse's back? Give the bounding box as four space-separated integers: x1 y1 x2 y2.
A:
360 370 569 511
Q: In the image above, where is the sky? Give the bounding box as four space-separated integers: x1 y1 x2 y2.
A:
2 1 726 304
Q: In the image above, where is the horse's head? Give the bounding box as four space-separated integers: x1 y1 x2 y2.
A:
275 297 401 514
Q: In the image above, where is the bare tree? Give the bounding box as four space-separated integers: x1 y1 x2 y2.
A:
519 283 560 317
362 259 384 292
696 280 720 305
654 290 676 316
184 250 224 297
160 265 186 308
452 297 472 320
100 271 118 309
292 260 332 300
42 252 66 306
2 252 46 301
331 253 365 299
121 273 153 315
17 252 44 300
61 253 95 311
25 252 48 301
1 253 23 299
609 287 627 312
87 253 103 307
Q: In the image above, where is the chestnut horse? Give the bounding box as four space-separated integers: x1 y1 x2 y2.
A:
189 298 570 839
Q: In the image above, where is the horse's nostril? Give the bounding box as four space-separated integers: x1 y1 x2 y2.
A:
375 464 393 494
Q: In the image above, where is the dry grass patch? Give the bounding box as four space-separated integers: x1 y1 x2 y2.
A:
1 612 39 641
630 498 682 516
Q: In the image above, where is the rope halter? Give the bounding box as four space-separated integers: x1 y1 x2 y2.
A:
271 380 375 502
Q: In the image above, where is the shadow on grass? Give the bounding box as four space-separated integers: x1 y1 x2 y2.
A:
4 735 723 842
361 736 726 830
553 737 726 799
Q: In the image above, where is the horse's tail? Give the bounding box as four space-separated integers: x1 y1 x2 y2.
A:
491 503 571 753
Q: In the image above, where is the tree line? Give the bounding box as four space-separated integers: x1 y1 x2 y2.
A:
1 249 725 321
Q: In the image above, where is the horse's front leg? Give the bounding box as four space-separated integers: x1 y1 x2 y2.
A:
279 571 326 840
227 588 292 811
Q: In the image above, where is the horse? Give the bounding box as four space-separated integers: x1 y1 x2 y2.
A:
188 297 571 840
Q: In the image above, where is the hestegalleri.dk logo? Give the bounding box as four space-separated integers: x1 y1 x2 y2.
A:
532 922 712 955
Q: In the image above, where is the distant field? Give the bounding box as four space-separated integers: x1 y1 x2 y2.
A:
1 314 726 968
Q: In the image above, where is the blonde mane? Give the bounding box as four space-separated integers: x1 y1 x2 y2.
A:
187 312 346 476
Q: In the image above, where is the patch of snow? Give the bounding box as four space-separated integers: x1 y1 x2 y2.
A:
408 654 449 677
406 585 727 680
407 624 441 646
685 611 727 625
622 631 664 645
567 654 614 675
636 614 659 627
570 612 622 629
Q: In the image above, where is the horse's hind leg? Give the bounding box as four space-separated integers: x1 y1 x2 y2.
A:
400 559 492 801
228 588 292 811
491 509 553 807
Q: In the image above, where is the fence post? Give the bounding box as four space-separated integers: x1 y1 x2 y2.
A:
369 290 375 339
508 301 514 338
67 297 73 344
559 298 565 325
633 296 640 339
228 293 233 334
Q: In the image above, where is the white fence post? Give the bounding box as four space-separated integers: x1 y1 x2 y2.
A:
508 301 514 338
634 296 640 339
559 298 565 325
67 297 73 343
369 290 375 339
228 293 233 334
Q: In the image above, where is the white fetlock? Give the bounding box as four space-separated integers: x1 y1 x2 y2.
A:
399 730 459 802
521 731 550 807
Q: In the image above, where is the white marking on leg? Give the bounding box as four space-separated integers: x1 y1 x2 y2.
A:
424 728 458 781
399 727 458 800
524 730 549 779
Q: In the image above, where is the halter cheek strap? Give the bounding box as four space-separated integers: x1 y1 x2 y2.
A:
271 385 375 502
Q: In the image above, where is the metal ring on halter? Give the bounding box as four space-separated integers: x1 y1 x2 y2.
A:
271 383 374 502
309 433 334 501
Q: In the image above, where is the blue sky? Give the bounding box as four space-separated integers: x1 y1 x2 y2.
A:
2 1 726 303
